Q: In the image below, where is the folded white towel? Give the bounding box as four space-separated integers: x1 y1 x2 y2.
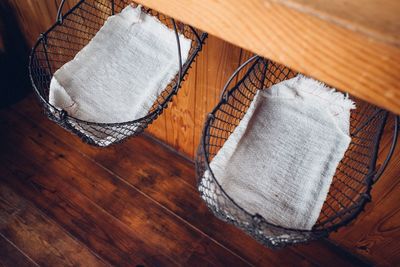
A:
49 5 191 145
206 75 355 230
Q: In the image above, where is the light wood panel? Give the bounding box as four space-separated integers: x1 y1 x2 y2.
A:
136 0 400 115
148 35 242 156
163 52 197 156
193 36 242 156
277 0 400 44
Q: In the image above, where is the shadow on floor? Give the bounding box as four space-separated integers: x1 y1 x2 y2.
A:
0 0 31 109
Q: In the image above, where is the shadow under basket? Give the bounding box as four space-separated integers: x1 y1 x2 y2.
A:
29 0 206 147
195 55 399 248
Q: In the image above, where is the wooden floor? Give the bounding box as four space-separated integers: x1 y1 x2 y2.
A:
0 95 370 267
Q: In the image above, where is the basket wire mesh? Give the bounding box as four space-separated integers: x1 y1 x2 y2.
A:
29 0 207 146
196 55 398 248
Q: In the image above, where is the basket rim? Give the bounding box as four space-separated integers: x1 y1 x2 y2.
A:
29 0 207 126
196 56 394 236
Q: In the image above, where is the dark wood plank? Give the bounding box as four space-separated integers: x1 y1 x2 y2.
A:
0 119 181 266
12 96 364 267
0 184 107 267
0 107 250 267
185 238 250 267
0 148 179 266
10 99 294 266
0 235 38 267
292 242 371 267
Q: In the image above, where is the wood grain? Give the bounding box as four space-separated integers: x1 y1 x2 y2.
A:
0 235 38 267
186 238 250 267
0 105 253 267
149 34 243 158
277 0 400 45
0 184 107 267
9 96 368 267
0 163 176 266
135 0 400 115
194 35 242 157
163 51 198 156
4 0 400 265
0 119 194 266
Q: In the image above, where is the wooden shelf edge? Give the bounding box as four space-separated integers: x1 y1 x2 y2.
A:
136 0 400 114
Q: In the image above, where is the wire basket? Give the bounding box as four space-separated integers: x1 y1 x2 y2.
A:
196 55 398 248
29 0 206 146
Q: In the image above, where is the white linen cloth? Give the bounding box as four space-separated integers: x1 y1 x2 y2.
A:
207 75 355 230
49 5 191 139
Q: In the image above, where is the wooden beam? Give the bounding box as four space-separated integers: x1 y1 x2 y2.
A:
135 0 400 114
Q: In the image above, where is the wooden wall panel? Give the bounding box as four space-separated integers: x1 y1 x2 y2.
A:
331 119 400 266
150 35 242 157
5 1 400 266
4 0 79 47
193 36 242 157
5 0 56 47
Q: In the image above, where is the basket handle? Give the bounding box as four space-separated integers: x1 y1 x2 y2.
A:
56 0 115 24
56 0 68 24
54 0 181 83
372 115 399 183
218 55 399 184
172 19 184 93
220 55 259 100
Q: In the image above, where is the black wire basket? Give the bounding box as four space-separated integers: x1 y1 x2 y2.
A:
29 0 206 146
196 55 399 248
